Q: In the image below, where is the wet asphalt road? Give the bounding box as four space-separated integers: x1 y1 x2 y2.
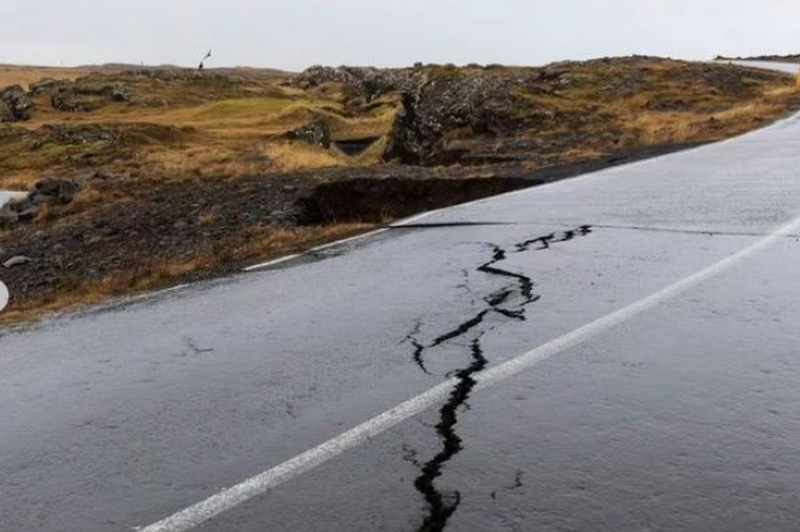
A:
3 63 800 532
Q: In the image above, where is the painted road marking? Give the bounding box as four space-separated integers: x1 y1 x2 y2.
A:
242 254 303 272
308 228 389 253
243 230 391 272
139 212 800 532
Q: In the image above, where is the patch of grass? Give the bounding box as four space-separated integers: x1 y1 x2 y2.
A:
631 112 703 145
629 101 787 146
266 142 347 172
163 98 298 122
0 66 88 89
197 211 217 226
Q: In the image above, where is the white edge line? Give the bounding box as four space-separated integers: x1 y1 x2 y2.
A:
154 284 191 295
308 228 390 253
243 254 302 272
106 284 192 307
243 229 392 272
139 213 800 532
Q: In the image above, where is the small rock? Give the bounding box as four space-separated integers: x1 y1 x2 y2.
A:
289 121 331 149
29 178 80 205
30 193 58 206
3 255 32 268
15 203 40 221
0 205 19 227
110 86 130 102
0 85 34 122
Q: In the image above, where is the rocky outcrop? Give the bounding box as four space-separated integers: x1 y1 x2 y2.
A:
0 179 80 229
0 198 37 227
40 78 133 112
298 65 555 165
288 120 331 148
51 84 108 112
28 78 62 96
0 85 34 122
41 124 120 146
30 179 80 205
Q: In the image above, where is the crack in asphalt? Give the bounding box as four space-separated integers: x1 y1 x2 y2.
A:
406 226 593 532
490 470 525 500
184 338 214 355
415 337 486 532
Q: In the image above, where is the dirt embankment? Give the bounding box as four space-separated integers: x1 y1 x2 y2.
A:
2 57 799 322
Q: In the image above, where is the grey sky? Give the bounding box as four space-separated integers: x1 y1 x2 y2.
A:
1 1 799 71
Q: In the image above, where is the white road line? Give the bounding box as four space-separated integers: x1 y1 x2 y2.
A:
154 284 191 295
140 212 800 532
243 229 391 272
308 228 390 253
243 254 302 272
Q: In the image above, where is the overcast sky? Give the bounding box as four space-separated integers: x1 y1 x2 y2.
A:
1 1 799 71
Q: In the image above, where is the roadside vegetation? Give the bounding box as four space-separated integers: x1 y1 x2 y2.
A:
1 56 799 323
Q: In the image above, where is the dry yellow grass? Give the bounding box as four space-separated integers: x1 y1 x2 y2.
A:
632 112 703 145
630 101 786 146
197 211 217 226
326 106 397 140
265 142 348 172
3 79 395 181
0 66 88 89
143 142 270 179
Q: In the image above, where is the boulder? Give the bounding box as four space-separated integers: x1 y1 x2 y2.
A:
28 78 64 96
289 121 331 149
0 197 38 228
51 87 105 112
43 124 119 145
29 179 80 205
0 204 19 227
0 85 34 122
11 198 39 220
110 86 130 102
0 179 80 228
49 79 126 112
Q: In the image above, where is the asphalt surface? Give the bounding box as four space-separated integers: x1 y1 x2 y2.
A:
3 63 800 532
728 60 800 75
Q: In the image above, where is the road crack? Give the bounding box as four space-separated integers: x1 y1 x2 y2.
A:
406 226 592 532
